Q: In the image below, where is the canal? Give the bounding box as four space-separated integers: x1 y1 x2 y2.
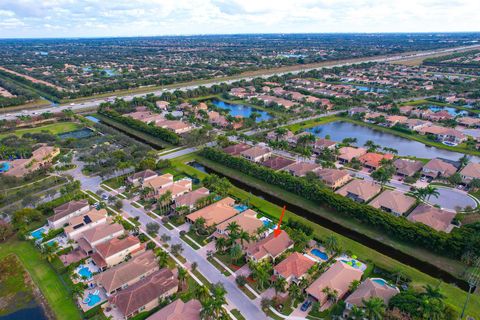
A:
305 121 480 162
190 160 470 291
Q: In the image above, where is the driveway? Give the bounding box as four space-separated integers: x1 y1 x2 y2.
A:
427 186 477 211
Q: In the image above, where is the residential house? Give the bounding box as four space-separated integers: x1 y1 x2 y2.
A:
358 153 394 170
344 278 399 310
419 126 466 144
174 187 210 211
261 156 296 170
266 130 294 142
92 235 145 270
407 204 456 233
336 180 381 203
393 159 424 177
459 162 480 184
385 115 408 127
306 261 363 307
245 231 294 262
5 145 60 177
316 169 352 189
64 208 108 240
338 147 367 164
155 120 192 134
146 299 201 320
48 199 90 229
458 117 480 128
127 169 158 187
94 250 159 295
215 209 264 239
240 146 272 162
422 158 457 179
283 162 322 177
399 105 415 115
77 223 125 254
369 190 416 216
273 252 315 284
404 119 431 131
348 107 368 116
107 268 178 319
223 143 252 156
156 179 192 200
155 101 169 109
186 197 238 227
313 138 337 154
142 174 174 195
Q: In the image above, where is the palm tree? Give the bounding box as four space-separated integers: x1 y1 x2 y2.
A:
177 267 188 291
324 235 339 254
200 299 215 320
459 154 470 168
273 276 287 297
322 286 338 304
229 243 243 264
423 186 440 201
215 237 227 253
288 283 302 307
349 279 361 292
298 277 309 290
237 230 250 248
226 222 240 237
362 297 385 320
156 250 169 268
195 285 211 303
349 305 365 319
411 187 427 201
423 284 445 300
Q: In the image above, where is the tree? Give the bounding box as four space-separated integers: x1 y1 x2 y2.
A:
0 221 13 242
156 250 169 268
237 230 251 248
322 286 339 303
349 279 361 293
146 222 160 235
229 243 243 264
191 262 198 272
226 221 240 237
177 267 188 291
288 283 302 307
160 233 171 243
171 243 184 256
459 155 470 168
236 275 247 287
324 234 339 254
12 208 42 230
413 186 439 201
362 297 386 320
195 285 210 303
371 166 393 186
349 305 365 319
273 276 287 297
448 173 462 185
249 260 272 291
215 237 227 253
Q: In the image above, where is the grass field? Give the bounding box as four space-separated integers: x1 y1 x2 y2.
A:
0 121 82 139
173 155 480 318
0 240 81 320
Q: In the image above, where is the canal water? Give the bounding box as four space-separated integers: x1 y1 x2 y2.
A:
190 160 470 291
305 121 480 162
212 100 272 122
0 305 47 320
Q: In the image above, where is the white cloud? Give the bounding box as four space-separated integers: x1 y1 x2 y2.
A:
0 0 478 37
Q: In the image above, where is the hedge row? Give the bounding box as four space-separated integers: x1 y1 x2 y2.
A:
98 109 180 145
200 147 480 259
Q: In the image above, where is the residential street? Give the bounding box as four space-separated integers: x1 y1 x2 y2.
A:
66 158 269 320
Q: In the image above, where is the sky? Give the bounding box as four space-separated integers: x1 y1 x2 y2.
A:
0 0 480 38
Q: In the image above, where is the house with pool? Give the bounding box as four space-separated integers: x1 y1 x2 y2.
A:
77 222 125 255
273 252 316 285
344 278 399 315
48 199 90 229
92 235 145 270
64 208 108 240
306 260 363 309
186 197 238 227
127 169 158 187
214 209 264 241
173 187 210 211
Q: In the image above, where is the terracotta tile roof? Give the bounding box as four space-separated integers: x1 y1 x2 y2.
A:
81 223 124 244
240 146 271 159
49 199 89 223
274 252 315 280
245 231 294 260
157 179 192 198
186 197 237 227
143 174 174 190
95 235 141 259
175 187 210 208
423 159 457 177
314 138 336 149
129 169 158 182
369 190 416 215
283 162 321 177
306 261 363 304
94 250 158 293
407 204 456 233
460 163 480 180
216 209 263 235
261 156 295 170
64 208 107 234
108 268 178 318
345 278 399 307
223 143 251 155
336 180 381 202
393 159 423 176
147 299 201 320
338 147 367 162
358 153 394 168
316 169 351 186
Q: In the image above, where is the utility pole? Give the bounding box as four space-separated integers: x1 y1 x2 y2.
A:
460 257 480 319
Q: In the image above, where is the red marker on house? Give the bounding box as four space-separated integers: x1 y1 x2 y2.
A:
273 205 286 238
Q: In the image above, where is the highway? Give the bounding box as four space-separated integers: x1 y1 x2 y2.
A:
2 44 480 121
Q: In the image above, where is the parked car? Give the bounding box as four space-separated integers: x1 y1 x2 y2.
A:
300 300 312 312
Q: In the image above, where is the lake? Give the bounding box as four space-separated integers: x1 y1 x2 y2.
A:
427 105 470 117
212 100 272 122
354 85 388 93
305 121 480 161
0 306 47 320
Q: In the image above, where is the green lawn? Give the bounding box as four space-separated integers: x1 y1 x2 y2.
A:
175 155 480 318
0 121 83 139
0 240 81 320
230 309 246 320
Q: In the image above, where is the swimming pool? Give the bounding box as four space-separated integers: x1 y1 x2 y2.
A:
0 162 9 173
46 240 57 247
373 278 397 289
341 259 362 269
77 265 93 280
31 228 46 240
234 204 248 212
85 293 101 307
311 248 328 261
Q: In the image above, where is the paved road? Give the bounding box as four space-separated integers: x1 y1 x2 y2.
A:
3 44 479 121
66 157 268 320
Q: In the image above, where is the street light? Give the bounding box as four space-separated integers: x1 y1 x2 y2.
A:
460 257 480 319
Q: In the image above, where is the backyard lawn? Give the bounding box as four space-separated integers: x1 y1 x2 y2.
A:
0 121 83 139
0 239 81 320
